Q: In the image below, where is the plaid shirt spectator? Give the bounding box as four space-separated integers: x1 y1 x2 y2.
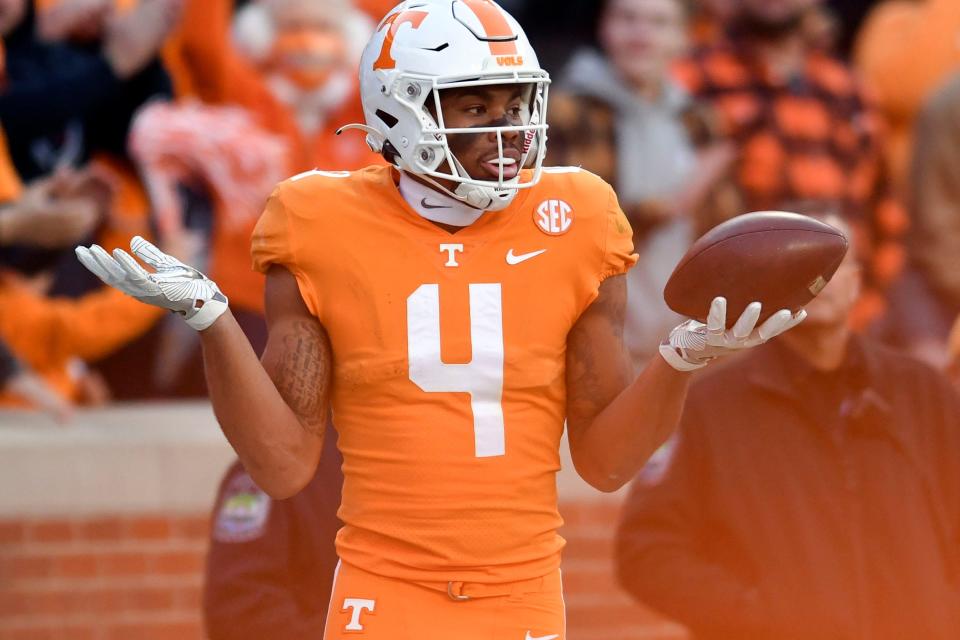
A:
673 41 908 328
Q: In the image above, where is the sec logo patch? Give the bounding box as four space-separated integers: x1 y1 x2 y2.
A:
534 199 574 236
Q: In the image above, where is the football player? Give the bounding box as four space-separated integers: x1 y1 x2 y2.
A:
76 1 804 638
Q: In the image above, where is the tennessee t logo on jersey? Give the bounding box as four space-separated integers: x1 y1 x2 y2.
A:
440 243 464 267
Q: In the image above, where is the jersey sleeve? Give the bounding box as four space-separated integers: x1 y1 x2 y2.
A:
250 186 323 318
599 185 639 281
251 187 293 274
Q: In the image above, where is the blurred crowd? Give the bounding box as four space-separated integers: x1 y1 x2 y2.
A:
0 0 957 414
0 0 389 414
1 0 959 638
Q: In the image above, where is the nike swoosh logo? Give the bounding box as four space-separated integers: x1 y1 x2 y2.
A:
525 633 559 640
506 249 547 265
421 198 451 210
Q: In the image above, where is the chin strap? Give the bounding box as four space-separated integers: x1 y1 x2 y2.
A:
416 171 517 213
336 123 386 153
449 156 518 211
412 168 508 212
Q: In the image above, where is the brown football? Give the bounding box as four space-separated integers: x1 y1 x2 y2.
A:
663 211 849 323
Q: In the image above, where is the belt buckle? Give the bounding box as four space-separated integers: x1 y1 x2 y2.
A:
447 581 471 601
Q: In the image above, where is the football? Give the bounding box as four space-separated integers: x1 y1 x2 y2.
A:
663 211 849 323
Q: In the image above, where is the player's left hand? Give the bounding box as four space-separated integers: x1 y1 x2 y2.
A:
659 296 806 371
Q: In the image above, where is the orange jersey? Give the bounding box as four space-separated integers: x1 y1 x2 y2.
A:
251 165 636 584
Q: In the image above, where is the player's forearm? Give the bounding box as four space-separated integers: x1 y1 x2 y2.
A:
572 357 690 492
200 313 322 499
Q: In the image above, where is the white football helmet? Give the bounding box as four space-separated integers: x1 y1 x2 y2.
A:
342 0 550 211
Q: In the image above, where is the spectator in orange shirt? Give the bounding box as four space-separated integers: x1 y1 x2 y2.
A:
0 0 181 293
0 148 163 410
0 142 163 410
855 0 960 188
673 0 907 331
0 0 185 400
0 170 103 251
134 0 379 358
0 263 162 409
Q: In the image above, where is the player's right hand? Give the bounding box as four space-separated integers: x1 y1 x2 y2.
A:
75 236 228 331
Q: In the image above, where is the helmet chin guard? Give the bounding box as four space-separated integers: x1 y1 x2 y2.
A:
347 0 550 212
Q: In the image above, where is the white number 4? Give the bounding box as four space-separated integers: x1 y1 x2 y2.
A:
407 284 505 458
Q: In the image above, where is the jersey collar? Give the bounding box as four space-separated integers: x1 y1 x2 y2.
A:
397 171 485 228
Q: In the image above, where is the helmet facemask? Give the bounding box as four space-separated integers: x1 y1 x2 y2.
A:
379 71 550 211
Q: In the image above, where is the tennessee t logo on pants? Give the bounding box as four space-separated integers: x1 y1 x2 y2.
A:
342 598 376 631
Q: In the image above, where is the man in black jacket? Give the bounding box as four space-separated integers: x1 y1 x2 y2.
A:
203 426 343 640
615 216 960 639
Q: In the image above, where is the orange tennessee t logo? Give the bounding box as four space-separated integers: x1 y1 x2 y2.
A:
373 10 428 70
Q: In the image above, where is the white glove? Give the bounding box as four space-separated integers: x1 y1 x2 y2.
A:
75 236 228 331
660 297 806 372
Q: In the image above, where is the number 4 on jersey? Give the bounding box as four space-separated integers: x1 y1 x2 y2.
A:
407 284 505 458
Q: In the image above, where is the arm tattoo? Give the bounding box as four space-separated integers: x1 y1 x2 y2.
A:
593 276 626 339
275 320 331 436
566 275 632 430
